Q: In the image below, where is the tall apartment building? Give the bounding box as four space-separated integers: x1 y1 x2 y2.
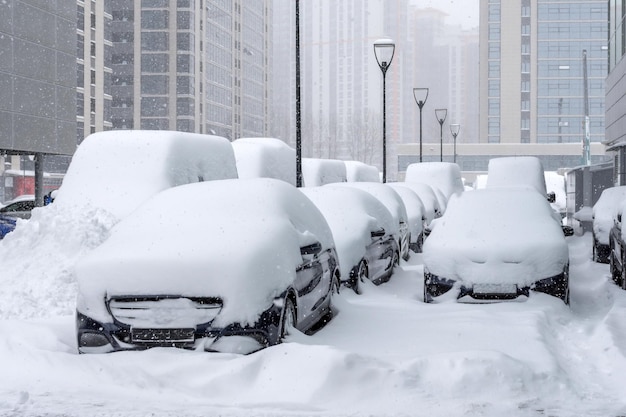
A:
77 0 113 141
479 0 608 169
107 0 271 140
605 1 626 185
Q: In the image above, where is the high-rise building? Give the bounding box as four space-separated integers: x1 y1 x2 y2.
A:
77 0 113 141
478 0 608 169
605 1 626 185
108 0 271 140
0 1 76 201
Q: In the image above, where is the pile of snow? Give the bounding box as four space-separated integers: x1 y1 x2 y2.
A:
232 137 296 186
593 186 626 244
344 160 380 182
423 187 568 287
300 185 396 280
77 178 335 327
404 162 464 199
302 158 347 187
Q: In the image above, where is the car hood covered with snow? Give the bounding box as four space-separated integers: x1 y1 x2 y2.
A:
423 187 569 287
76 178 335 328
301 185 396 278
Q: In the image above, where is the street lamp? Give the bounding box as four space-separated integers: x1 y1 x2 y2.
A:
450 123 460 164
435 108 447 162
373 38 395 183
413 88 428 162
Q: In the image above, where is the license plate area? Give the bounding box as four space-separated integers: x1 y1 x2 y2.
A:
131 328 195 344
473 283 518 295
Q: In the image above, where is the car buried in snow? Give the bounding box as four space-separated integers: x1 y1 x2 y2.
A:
593 186 626 264
76 178 340 354
301 185 399 293
423 187 570 304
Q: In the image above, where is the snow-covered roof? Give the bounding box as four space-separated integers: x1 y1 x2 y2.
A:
389 182 441 225
404 162 464 199
301 185 396 279
302 158 347 187
423 187 568 287
54 130 238 220
76 178 335 328
486 156 548 196
334 182 408 226
232 137 296 186
344 161 380 182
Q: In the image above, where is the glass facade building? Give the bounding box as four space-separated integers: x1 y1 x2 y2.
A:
480 0 607 147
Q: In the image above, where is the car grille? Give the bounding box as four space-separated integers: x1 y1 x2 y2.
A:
108 296 222 329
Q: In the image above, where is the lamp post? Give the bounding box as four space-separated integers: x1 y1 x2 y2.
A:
413 88 428 162
435 108 447 162
373 38 395 183
450 123 460 164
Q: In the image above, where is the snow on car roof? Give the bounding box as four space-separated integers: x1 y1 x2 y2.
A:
301 185 396 279
334 182 408 225
232 137 296 186
384 184 425 241
594 186 626 244
302 158 347 187
76 178 335 327
54 130 238 219
344 161 380 182
404 162 464 199
423 187 568 287
486 156 548 196
389 182 440 224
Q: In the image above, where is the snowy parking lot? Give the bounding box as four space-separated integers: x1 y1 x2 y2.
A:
1 232 626 417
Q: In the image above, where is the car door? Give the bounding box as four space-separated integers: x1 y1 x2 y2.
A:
294 249 332 328
366 235 395 282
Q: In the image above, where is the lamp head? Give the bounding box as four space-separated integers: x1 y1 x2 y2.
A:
435 108 448 124
450 123 461 136
374 38 395 73
413 87 429 109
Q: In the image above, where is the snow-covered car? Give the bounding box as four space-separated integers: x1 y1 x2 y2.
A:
404 162 464 201
386 183 426 252
335 182 410 261
609 200 626 288
593 186 626 263
301 185 399 293
231 137 296 186
302 158 347 186
0 216 16 239
344 160 380 182
423 187 570 304
0 194 36 220
76 178 340 354
391 182 442 226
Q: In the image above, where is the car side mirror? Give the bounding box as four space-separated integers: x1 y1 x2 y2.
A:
547 192 556 203
371 228 386 238
562 225 575 237
618 213 623 224
300 241 322 256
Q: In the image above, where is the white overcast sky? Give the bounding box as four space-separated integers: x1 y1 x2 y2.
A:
411 0 479 29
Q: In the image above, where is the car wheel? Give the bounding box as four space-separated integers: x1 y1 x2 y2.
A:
279 297 297 342
393 250 400 267
592 239 597 262
353 260 368 294
423 275 432 303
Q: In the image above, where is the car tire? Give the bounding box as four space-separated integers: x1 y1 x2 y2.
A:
423 275 432 303
279 297 297 342
353 260 368 294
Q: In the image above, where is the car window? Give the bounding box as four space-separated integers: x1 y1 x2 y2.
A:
0 201 35 213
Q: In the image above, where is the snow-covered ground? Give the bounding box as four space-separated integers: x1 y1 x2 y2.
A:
1 231 626 416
